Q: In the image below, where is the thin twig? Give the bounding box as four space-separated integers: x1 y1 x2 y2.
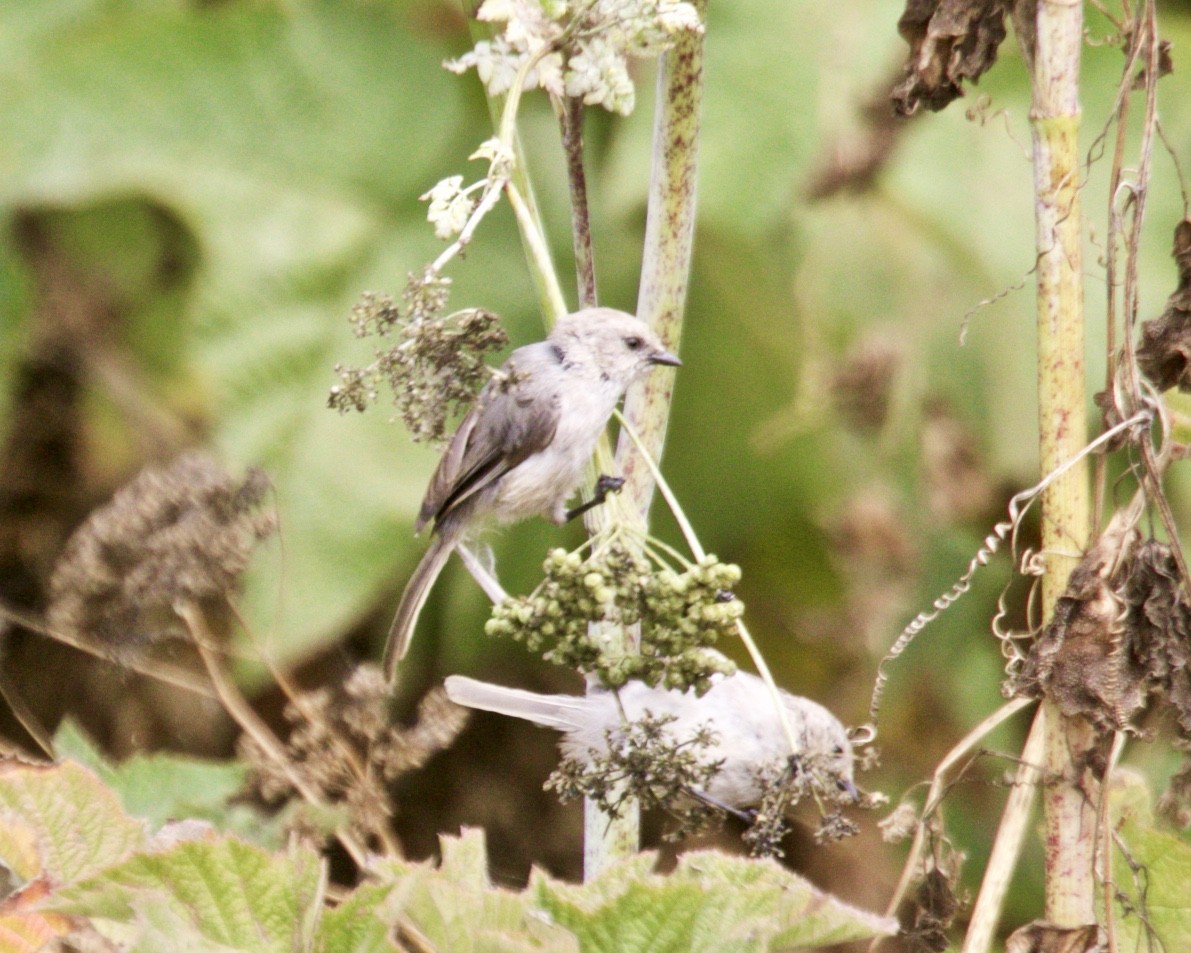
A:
175 599 370 869
872 697 1035 952
559 95 598 309
0 600 217 699
614 411 804 763
228 600 403 859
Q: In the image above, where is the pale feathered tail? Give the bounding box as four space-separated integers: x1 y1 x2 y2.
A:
383 534 455 680
443 675 588 732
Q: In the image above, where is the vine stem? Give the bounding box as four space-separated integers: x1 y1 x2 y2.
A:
175 599 370 869
615 412 802 760
581 1 708 880
1030 0 1098 927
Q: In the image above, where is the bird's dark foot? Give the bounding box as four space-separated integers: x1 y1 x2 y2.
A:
565 474 626 522
595 474 626 497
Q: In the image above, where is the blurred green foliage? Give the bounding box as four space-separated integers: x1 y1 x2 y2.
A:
3 0 1191 933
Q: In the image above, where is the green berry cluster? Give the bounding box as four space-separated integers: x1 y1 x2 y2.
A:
484 543 744 692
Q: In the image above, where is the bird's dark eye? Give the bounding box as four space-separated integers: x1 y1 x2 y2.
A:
624 336 643 350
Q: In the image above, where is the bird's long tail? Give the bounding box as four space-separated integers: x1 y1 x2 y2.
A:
384 533 455 679
443 675 588 732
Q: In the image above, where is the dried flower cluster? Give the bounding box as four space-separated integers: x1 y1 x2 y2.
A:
242 665 468 848
547 712 723 835
328 280 509 445
743 756 864 857
47 453 275 648
448 0 703 117
485 541 743 690
549 711 865 858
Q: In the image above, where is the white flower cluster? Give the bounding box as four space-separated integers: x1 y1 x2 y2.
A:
420 175 477 240
420 139 514 240
446 0 702 116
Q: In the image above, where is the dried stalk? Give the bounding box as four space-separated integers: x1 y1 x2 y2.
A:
1029 0 1097 927
581 0 707 878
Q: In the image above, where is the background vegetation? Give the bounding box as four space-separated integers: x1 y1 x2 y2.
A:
2 0 1191 947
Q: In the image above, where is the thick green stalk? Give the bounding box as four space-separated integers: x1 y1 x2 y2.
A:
1030 0 1097 928
583 2 708 879
615 5 706 514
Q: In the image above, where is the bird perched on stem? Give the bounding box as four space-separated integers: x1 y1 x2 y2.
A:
443 662 858 812
383 307 681 678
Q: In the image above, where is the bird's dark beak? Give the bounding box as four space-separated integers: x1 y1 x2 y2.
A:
649 348 682 367
839 778 861 804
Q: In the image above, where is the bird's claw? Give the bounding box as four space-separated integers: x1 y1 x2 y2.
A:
595 474 626 497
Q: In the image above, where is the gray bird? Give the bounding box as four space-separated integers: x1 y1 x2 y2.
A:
384 307 680 678
444 661 857 811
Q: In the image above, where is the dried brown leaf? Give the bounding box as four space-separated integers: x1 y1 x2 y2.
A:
1015 526 1145 732
1131 39 1174 91
892 0 1009 115
1137 219 1191 392
1123 540 1191 734
1005 921 1102 953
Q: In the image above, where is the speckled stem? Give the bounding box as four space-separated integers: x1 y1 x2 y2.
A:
1030 0 1098 931
560 96 598 310
583 3 707 880
613 3 706 516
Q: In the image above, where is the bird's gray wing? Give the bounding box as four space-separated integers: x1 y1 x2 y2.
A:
416 345 562 532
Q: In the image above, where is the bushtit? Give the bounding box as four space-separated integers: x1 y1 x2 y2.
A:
384 307 680 678
444 661 857 811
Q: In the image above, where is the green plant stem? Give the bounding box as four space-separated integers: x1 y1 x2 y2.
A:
1030 0 1097 928
579 6 707 881
559 96 598 309
959 706 1046 953
614 4 706 517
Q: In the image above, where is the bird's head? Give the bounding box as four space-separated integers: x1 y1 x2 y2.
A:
550 307 681 389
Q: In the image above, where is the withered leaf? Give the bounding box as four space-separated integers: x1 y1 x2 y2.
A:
1131 39 1174 91
1123 540 1191 735
906 868 960 952
1016 529 1145 732
1005 921 1102 953
1137 219 1191 392
892 0 1009 115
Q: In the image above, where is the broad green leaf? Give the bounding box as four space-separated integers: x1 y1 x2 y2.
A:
0 879 74 953
316 883 394 953
533 849 899 953
1109 776 1191 952
0 0 533 667
372 829 579 953
0 760 145 885
53 720 245 829
374 830 894 953
53 836 326 953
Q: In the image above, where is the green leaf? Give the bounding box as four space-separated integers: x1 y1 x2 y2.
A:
0 760 145 885
532 849 899 953
374 830 895 953
1109 780 1191 952
53 720 250 833
53 836 326 953
0 0 532 667
372 829 579 953
316 883 394 953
